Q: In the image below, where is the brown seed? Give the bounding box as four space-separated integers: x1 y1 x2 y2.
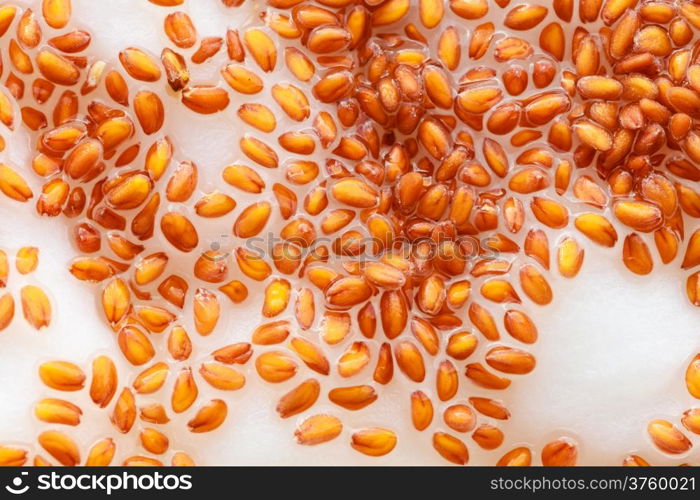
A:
647 419 692 454
433 432 469 465
188 399 228 433
295 414 342 445
38 430 79 466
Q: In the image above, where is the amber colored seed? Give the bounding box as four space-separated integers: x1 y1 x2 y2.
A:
193 287 219 335
182 85 229 114
295 414 343 445
557 236 584 278
133 91 164 135
38 430 80 466
221 64 263 94
164 11 196 49
256 350 297 383
433 432 469 465
647 419 692 454
0 163 33 202
240 136 278 168
289 336 330 376
15 246 38 275
105 70 129 105
0 293 13 331
20 285 51 330
276 379 320 418
622 233 653 275
411 390 433 431
90 355 117 408
443 404 476 433
244 28 276 72
393 340 425 382
686 354 700 397
0 445 26 466
614 201 663 233
170 367 198 414
118 325 154 366
35 398 82 426
132 362 168 395
119 47 160 81
329 385 377 410
498 447 532 466
111 387 136 433
541 438 578 466
85 438 116 466
188 399 228 433
134 252 168 285
574 213 618 247
171 452 195 466
351 428 397 457
9 39 33 74
139 428 169 455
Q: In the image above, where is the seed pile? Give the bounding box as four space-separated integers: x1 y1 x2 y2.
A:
0 0 699 465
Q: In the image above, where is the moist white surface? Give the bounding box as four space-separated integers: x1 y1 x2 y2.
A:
0 0 698 465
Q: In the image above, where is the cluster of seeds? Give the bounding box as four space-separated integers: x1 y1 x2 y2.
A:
1 0 700 465
0 246 51 332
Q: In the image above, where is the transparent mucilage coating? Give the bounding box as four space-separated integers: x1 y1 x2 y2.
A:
0 0 699 466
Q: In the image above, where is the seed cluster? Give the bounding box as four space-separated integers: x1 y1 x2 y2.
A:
0 0 699 466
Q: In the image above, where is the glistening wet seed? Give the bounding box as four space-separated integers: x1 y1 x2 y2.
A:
0 0 699 466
